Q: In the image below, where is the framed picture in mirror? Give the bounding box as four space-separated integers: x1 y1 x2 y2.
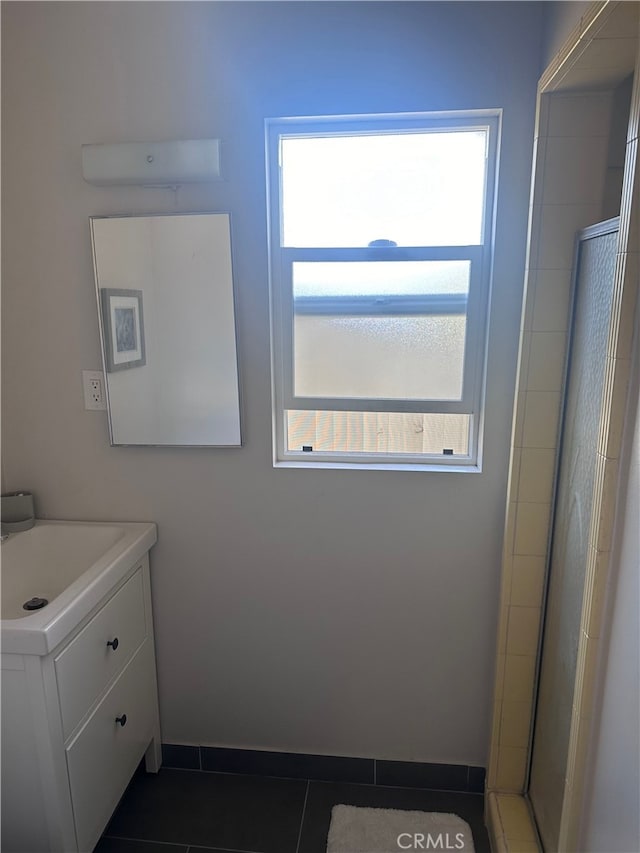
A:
100 288 146 372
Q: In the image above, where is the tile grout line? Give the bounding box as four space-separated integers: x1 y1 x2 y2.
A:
158 764 484 795
295 779 310 853
105 833 266 853
106 836 264 853
104 835 189 850
167 751 484 790
188 844 265 853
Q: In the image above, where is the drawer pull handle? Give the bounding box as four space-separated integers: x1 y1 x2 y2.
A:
115 714 127 727
107 637 119 651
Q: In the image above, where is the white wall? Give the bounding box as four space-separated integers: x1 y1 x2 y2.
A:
541 0 592 69
1 1 544 764
580 340 640 852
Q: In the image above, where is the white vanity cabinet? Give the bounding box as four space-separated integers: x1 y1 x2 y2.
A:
1 553 162 853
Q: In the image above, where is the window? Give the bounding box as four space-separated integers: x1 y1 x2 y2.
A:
266 112 499 469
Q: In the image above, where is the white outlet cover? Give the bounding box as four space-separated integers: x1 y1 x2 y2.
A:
82 370 107 411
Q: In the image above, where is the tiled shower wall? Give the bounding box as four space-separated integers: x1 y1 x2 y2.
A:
603 76 635 219
487 88 617 795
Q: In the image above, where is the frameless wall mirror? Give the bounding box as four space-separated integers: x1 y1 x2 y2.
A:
90 212 241 446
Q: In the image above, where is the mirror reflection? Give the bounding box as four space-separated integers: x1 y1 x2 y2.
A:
91 213 241 446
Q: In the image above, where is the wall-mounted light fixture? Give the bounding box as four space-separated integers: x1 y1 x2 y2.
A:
81 139 221 187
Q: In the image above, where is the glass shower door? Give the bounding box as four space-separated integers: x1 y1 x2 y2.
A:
529 220 619 851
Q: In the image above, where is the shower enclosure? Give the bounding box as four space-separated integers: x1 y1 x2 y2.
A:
528 219 619 852
486 6 639 848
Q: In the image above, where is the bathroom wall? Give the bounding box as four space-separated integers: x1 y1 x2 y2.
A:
541 1 592 69
0 1 544 765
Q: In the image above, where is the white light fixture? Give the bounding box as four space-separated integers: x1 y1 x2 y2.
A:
81 139 221 186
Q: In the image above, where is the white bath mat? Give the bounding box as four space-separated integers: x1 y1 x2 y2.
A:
326 805 475 853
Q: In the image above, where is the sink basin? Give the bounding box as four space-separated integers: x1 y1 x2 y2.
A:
1 519 157 655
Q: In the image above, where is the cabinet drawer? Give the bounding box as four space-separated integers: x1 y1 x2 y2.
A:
66 640 155 853
55 568 146 740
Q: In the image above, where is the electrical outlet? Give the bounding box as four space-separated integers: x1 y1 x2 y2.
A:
82 370 107 411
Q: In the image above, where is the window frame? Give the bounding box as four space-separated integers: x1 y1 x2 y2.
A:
266 111 500 470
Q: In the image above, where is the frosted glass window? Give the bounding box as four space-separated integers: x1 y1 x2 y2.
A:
292 261 469 400
294 315 466 401
266 111 498 467
281 130 487 248
293 260 470 297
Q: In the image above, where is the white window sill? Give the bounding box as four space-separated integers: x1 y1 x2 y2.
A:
273 459 481 473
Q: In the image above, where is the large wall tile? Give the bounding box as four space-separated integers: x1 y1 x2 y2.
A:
500 701 532 749
537 203 602 270
506 607 542 656
532 268 573 332
517 448 556 505
542 136 609 205
510 555 546 608
496 746 528 791
547 93 612 138
514 502 551 556
521 391 562 448
526 332 567 392
503 654 537 704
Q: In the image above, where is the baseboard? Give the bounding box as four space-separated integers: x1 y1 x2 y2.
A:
161 743 486 794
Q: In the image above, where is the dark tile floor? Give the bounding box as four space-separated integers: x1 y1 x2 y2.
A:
97 767 490 853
